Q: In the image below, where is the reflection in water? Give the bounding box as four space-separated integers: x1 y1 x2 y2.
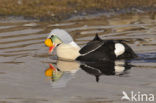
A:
81 60 132 82
45 60 132 88
44 60 80 88
135 52 156 63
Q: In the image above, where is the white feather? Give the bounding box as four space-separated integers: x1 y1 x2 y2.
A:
115 43 125 57
56 43 80 60
69 41 80 48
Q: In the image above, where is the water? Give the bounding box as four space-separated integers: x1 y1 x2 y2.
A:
0 13 156 103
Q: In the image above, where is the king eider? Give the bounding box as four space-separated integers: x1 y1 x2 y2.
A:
44 29 137 61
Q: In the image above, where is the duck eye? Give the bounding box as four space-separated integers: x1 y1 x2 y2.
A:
50 35 54 38
50 35 55 41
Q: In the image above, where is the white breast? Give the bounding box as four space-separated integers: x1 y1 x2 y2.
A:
56 43 80 60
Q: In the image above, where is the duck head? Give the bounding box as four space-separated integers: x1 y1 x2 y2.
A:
44 29 74 54
44 35 62 53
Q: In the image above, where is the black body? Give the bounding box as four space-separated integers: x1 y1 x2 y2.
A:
76 34 137 62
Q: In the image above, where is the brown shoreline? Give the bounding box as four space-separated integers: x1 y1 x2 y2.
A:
0 0 156 21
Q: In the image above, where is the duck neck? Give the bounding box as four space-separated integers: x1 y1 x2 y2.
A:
69 41 80 48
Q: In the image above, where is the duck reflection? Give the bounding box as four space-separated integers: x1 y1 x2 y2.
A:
44 60 132 88
44 60 80 88
80 60 132 82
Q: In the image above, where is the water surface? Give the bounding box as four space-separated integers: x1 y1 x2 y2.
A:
0 13 156 103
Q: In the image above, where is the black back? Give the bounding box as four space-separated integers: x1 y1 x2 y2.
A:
77 34 137 62
77 40 116 61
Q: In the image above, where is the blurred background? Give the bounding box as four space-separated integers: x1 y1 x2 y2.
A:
0 0 156 21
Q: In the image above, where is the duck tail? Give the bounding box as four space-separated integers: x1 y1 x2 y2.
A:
93 33 102 41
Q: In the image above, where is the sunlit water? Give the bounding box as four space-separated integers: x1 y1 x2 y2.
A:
0 13 156 103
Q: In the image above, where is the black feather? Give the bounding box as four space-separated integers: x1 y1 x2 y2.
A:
77 40 116 61
93 33 102 41
77 34 137 61
79 40 104 54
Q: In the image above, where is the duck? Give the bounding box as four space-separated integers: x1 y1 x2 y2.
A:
44 29 137 61
45 60 131 83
